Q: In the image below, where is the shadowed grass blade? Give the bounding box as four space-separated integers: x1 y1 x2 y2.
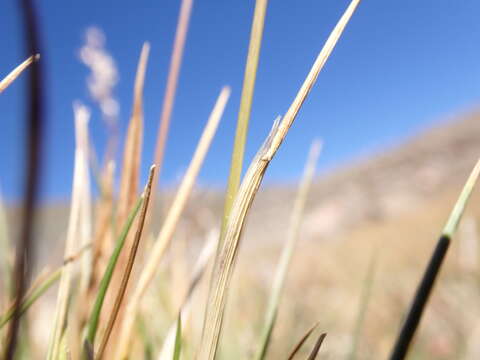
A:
287 323 319 360
254 140 321 360
389 158 480 360
306 333 327 360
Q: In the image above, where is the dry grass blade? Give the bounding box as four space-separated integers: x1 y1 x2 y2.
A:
47 106 89 360
286 323 319 360
389 158 480 360
83 196 144 352
198 2 360 358
306 333 327 360
117 42 150 228
95 166 156 360
73 103 93 295
116 87 230 359
157 229 218 360
220 0 269 240
0 54 39 94
347 247 378 360
152 0 194 190
254 140 321 360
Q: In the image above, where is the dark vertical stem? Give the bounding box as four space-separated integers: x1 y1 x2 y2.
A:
3 0 44 358
389 235 450 360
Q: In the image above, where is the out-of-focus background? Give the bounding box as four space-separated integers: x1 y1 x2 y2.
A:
1 0 480 359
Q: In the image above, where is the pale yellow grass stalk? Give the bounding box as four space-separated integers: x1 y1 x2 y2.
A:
157 229 219 360
152 0 194 189
117 42 150 227
73 103 93 294
0 54 39 94
115 87 230 359
198 1 361 358
47 105 90 360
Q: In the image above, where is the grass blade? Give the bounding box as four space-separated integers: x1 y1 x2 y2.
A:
286 323 319 360
389 158 480 360
220 0 269 240
0 54 39 94
306 333 327 360
173 314 182 360
347 247 378 360
254 140 321 360
83 194 144 350
0 244 89 329
0 269 60 329
199 2 360 358
157 229 218 360
115 87 230 360
95 166 156 359
152 0 194 190
5 0 44 354
47 103 92 360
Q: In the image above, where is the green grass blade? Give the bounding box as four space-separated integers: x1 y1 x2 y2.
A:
173 314 182 360
84 195 143 349
443 158 480 237
219 0 268 241
254 140 321 360
0 269 61 328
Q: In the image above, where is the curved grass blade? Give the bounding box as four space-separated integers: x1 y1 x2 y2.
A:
0 54 39 94
0 244 90 329
95 166 155 359
0 269 60 329
83 195 144 350
306 333 327 360
389 158 480 360
199 2 361 359
173 314 182 360
254 140 321 360
287 322 319 360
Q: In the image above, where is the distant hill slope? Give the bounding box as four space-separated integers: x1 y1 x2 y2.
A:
6 107 480 264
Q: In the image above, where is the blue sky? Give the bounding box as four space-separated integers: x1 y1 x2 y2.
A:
1 0 479 202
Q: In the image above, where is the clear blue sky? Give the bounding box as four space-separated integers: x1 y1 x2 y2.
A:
1 0 479 202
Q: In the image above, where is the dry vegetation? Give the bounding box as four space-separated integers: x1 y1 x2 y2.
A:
2 0 480 359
